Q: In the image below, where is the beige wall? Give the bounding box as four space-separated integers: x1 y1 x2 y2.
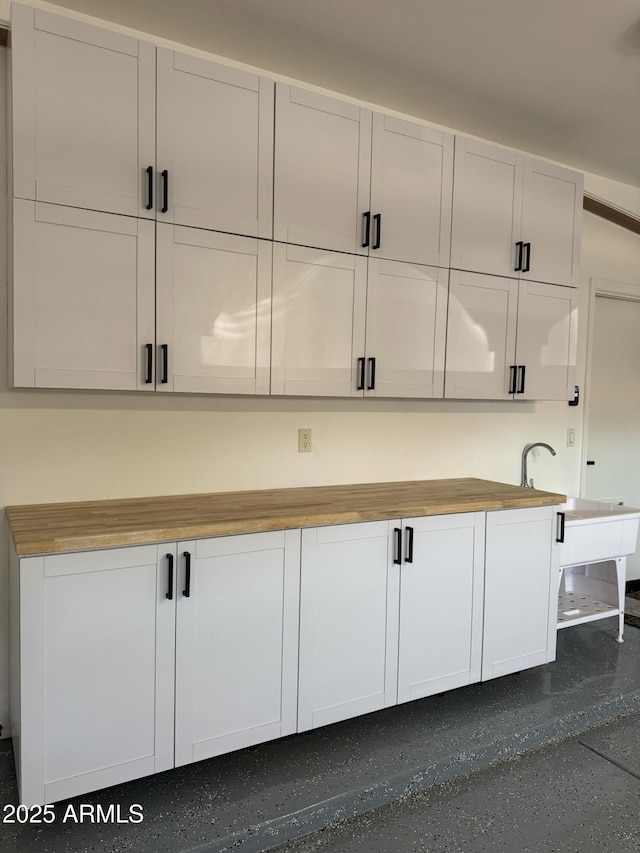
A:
0 8 639 735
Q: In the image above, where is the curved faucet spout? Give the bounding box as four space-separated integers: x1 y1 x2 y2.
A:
521 442 556 488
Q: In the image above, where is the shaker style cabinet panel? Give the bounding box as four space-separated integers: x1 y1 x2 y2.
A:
483 507 558 680
156 49 273 237
11 4 156 219
274 85 454 265
11 200 155 390
451 137 582 287
397 513 485 703
445 270 577 401
298 522 400 731
174 531 300 766
11 545 175 806
156 225 272 395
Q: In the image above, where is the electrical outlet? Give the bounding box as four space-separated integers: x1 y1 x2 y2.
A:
298 428 312 453
567 428 576 447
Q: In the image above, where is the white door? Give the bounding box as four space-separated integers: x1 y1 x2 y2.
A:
585 293 640 580
397 513 485 703
444 270 518 399
12 200 155 391
174 531 300 766
156 225 271 395
515 281 578 401
364 259 448 398
483 506 557 681
156 49 273 237
271 244 368 396
520 158 582 288
450 137 523 278
298 521 400 731
273 84 372 253
369 114 453 266
17 545 175 806
11 4 155 218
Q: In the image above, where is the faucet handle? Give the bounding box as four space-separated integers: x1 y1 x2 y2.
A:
529 478 534 489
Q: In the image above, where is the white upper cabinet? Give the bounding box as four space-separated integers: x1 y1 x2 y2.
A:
11 5 155 219
11 6 274 236
274 84 453 265
451 137 582 287
156 49 273 237
156 225 272 395
445 270 577 401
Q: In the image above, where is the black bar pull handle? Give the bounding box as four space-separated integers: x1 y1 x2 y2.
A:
356 357 365 391
372 213 381 250
517 364 526 394
515 241 523 272
393 527 402 565
161 344 169 384
166 553 174 600
556 511 566 544
362 211 371 248
508 365 517 395
161 169 169 214
145 166 153 211
405 526 414 564
522 242 531 273
367 357 376 391
183 551 191 598
145 343 153 384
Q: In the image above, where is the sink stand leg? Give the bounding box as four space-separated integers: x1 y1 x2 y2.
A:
615 556 626 643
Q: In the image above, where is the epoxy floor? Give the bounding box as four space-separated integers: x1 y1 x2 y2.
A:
1 619 640 853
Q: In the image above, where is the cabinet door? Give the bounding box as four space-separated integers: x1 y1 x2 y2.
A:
15 545 175 806
271 244 368 396
370 115 453 266
520 158 583 288
157 49 273 238
450 137 523 278
483 507 558 681
364 259 447 398
398 513 485 703
174 531 300 766
515 281 578 401
156 225 271 395
11 5 155 218
274 84 372 253
12 200 155 390
444 270 518 399
298 521 400 731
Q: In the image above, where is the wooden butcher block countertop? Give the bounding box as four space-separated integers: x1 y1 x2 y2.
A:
6 478 566 556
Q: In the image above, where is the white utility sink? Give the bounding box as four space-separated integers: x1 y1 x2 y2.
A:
556 497 640 642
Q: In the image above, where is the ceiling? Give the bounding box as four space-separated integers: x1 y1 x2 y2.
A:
39 0 640 187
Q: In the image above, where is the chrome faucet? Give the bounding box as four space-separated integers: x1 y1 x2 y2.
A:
521 442 556 488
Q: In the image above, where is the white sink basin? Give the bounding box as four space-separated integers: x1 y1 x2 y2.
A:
558 497 640 567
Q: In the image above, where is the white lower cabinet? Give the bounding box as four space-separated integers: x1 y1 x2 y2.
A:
482 506 558 680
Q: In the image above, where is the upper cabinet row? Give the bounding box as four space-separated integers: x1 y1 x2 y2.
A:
11 5 582 285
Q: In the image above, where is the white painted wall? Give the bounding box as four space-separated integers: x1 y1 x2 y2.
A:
0 5 638 736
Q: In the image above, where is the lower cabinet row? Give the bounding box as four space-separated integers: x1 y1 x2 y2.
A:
11 505 558 805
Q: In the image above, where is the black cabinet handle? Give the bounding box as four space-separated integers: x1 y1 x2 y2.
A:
161 169 169 213
515 241 523 272
405 526 414 563
522 242 531 273
556 511 565 543
509 365 517 395
586 460 596 466
166 553 174 600
145 343 153 384
362 211 371 248
356 357 365 391
393 527 402 565
367 357 376 391
161 344 169 384
372 213 381 250
146 166 153 211
183 551 191 598
517 365 526 394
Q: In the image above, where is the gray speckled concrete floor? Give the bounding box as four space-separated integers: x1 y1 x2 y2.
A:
1 620 640 853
